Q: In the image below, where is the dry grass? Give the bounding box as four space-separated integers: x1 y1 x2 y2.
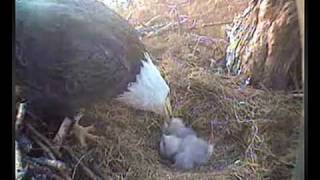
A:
68 0 303 179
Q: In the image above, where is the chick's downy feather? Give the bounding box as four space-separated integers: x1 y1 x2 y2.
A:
159 134 182 159
163 118 196 138
174 135 213 170
160 118 214 170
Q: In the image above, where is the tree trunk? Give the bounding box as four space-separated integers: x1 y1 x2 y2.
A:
225 0 302 90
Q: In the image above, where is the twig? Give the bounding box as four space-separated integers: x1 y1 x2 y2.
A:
24 156 68 171
24 157 72 180
71 149 94 179
63 147 102 180
16 102 27 134
53 117 73 150
289 93 303 98
26 124 62 158
191 37 201 56
30 134 56 160
189 19 197 29
209 120 215 144
126 11 133 21
144 15 161 26
176 12 182 35
200 21 233 28
15 102 29 180
155 22 174 33
15 141 27 180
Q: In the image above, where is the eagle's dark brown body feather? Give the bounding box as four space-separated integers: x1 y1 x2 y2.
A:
16 0 146 118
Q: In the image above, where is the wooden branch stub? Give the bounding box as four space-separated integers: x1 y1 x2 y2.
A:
25 156 68 171
26 124 62 158
15 102 27 134
29 134 57 160
24 156 72 180
15 141 27 180
53 117 73 150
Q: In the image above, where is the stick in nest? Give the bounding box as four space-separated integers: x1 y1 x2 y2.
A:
15 141 27 180
144 15 161 26
24 156 68 171
15 102 27 180
16 102 27 135
63 147 102 180
26 124 62 158
53 117 73 150
71 149 94 180
200 21 233 28
25 156 72 180
30 134 56 160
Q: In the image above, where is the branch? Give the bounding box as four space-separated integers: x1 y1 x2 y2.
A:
15 141 27 180
15 102 27 135
63 147 102 180
24 156 68 171
26 124 62 158
71 149 94 179
144 15 161 26
29 134 56 160
289 93 304 98
25 156 72 180
53 117 73 150
200 21 233 28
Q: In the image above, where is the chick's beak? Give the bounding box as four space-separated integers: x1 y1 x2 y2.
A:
164 96 173 120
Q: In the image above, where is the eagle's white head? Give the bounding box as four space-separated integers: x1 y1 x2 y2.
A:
116 52 172 117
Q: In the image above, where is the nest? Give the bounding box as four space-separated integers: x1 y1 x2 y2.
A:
72 54 302 179
71 1 302 176
16 0 303 179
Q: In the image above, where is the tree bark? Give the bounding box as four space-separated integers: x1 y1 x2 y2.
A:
225 0 302 90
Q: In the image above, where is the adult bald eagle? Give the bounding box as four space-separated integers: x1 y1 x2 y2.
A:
15 0 172 145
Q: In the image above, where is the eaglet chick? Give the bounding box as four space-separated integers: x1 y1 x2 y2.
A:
159 118 214 170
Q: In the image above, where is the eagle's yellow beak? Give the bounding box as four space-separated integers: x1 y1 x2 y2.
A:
164 96 173 120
